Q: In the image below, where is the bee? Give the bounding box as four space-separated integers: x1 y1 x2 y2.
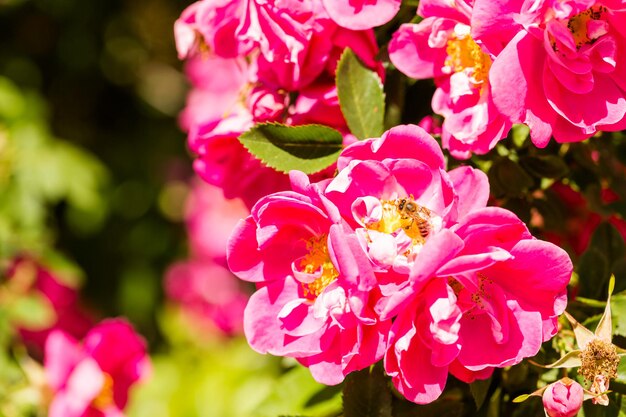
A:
396 198 431 239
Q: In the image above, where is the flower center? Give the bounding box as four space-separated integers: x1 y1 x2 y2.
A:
447 273 494 320
369 197 433 244
299 234 338 300
566 5 608 49
444 29 492 85
92 372 114 410
578 338 619 383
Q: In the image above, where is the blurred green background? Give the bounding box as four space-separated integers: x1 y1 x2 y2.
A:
0 0 192 340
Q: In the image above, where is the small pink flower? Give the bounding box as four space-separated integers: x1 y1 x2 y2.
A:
543 378 584 417
321 0 401 30
388 0 511 159
44 319 150 417
479 0 626 146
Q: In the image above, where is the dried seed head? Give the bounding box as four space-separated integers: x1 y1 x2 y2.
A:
578 338 619 383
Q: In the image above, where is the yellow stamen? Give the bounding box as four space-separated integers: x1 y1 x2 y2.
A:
445 34 492 84
92 373 114 410
299 234 338 300
567 6 608 49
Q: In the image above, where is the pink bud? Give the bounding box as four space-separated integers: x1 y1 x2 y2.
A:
542 378 584 417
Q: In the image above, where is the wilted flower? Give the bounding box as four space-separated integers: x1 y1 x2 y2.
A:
540 276 626 406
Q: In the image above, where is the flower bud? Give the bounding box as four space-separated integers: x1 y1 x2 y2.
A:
542 378 584 417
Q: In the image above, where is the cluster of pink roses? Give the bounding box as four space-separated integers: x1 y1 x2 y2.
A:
175 0 386 207
175 0 626 194
227 125 572 404
390 0 626 158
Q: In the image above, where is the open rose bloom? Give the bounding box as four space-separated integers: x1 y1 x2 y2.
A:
389 0 511 158
475 0 626 145
228 125 572 402
44 319 150 417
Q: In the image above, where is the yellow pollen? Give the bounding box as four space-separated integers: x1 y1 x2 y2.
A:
299 234 338 300
92 373 114 410
444 34 492 84
567 6 608 49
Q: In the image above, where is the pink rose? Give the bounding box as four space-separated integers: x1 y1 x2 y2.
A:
228 172 390 384
479 0 626 146
383 207 572 403
543 378 584 417
326 125 475 297
389 0 511 159
44 320 150 417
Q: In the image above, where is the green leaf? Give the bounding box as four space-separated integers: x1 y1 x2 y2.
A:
343 364 392 417
256 364 341 417
8 293 55 330
596 275 616 341
578 247 610 300
238 123 343 174
336 48 385 140
519 155 569 179
538 349 583 369
611 295 626 338
590 223 626 268
470 377 492 410
512 394 530 403
487 157 534 199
